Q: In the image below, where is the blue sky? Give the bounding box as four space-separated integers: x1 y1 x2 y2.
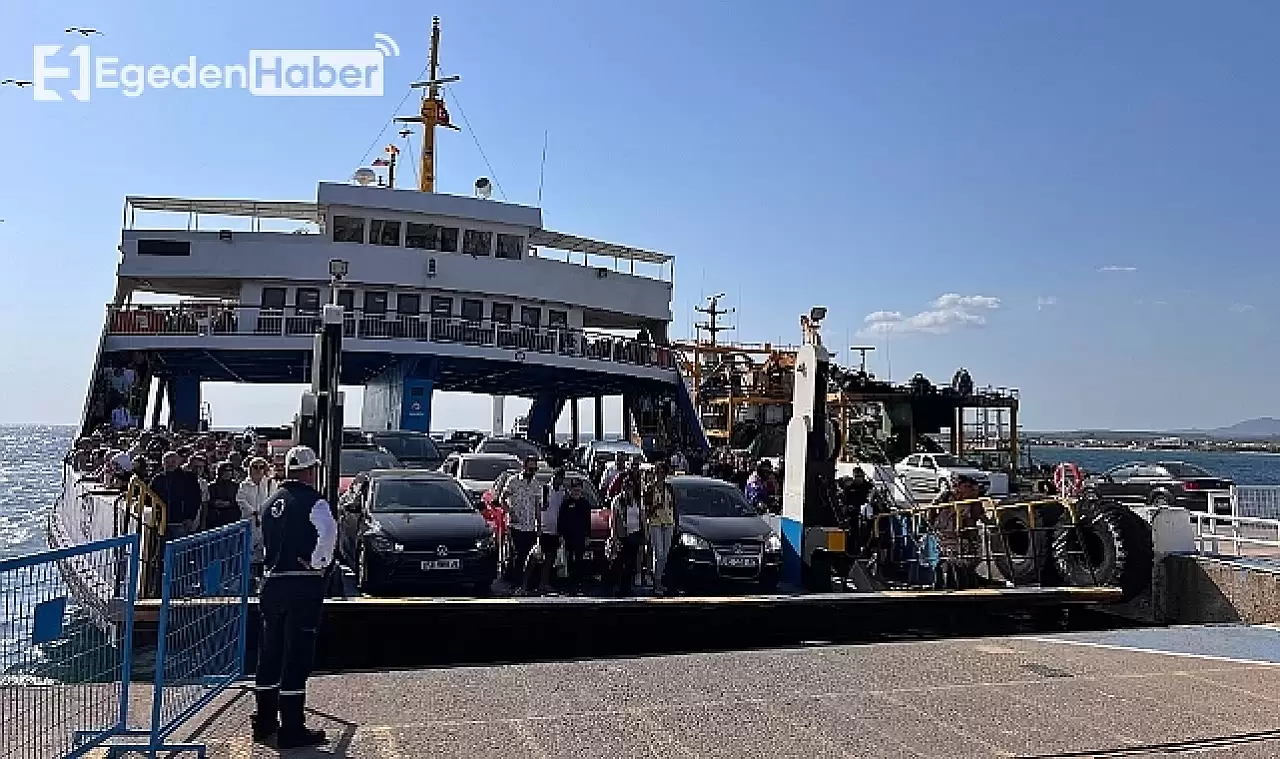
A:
1 0 1277 431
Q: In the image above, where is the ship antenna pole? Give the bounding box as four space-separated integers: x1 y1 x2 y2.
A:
396 16 460 193
422 18 441 192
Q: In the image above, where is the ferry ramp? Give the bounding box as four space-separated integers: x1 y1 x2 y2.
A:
92 624 1280 758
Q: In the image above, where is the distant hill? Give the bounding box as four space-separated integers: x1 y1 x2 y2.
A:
1032 417 1280 441
1189 417 1280 440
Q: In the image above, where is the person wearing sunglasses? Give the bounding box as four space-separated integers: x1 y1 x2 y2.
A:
237 456 276 582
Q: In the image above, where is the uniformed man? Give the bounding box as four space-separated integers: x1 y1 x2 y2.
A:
250 445 337 749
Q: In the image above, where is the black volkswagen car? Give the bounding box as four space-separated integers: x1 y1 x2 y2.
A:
665 475 782 592
339 469 498 595
1084 460 1234 512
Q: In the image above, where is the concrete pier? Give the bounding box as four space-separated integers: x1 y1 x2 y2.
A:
99 624 1280 758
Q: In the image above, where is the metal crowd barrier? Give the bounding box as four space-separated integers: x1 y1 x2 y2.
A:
114 521 252 756
0 535 140 759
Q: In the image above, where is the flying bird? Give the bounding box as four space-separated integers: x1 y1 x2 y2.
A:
66 27 103 36
1 79 33 87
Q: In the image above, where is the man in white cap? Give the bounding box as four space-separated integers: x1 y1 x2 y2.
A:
250 445 337 749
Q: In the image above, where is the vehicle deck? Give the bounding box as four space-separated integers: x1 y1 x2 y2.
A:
89 623 1280 758
131 586 1122 670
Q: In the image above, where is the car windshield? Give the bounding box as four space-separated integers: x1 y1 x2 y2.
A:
672 483 756 518
931 454 975 468
460 458 518 482
374 435 441 462
477 438 540 459
371 479 473 512
340 449 400 476
1162 462 1213 478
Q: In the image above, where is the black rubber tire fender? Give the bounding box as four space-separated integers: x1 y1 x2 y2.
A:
1052 501 1153 601
991 510 1048 586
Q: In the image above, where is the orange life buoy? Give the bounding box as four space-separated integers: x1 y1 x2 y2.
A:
1053 462 1084 496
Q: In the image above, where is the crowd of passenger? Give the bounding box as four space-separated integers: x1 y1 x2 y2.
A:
68 424 287 576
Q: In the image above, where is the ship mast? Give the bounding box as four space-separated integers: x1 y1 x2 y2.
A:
694 294 734 348
396 16 460 193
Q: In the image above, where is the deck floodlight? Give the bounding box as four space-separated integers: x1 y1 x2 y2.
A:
329 259 349 280
809 306 827 323
474 177 492 199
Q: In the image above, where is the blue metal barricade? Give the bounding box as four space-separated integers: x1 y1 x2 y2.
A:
0 534 140 759
116 521 251 756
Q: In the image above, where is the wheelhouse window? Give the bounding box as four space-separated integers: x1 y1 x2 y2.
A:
337 289 355 312
397 293 420 316
496 234 524 260
461 299 484 323
438 226 459 253
369 219 401 246
521 306 541 328
463 229 492 256
405 222 438 250
261 287 287 310
548 310 568 329
295 288 321 314
331 215 365 243
363 291 388 315
430 296 453 317
491 303 513 324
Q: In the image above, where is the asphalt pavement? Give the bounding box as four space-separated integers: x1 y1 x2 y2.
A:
98 624 1280 758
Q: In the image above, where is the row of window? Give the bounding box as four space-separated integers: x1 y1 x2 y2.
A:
259 287 568 328
331 215 525 259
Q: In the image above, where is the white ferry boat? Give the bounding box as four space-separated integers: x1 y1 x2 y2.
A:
53 17 707 559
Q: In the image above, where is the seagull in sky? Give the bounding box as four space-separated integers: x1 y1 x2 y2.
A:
1 79 33 87
66 27 103 36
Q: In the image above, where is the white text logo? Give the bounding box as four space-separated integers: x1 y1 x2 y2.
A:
31 34 399 102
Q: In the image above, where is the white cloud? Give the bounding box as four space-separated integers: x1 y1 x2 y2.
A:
1229 303 1255 313
859 293 1001 336
1036 296 1058 311
1098 265 1137 272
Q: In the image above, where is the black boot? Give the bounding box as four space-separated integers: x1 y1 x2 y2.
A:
250 689 279 743
278 693 326 749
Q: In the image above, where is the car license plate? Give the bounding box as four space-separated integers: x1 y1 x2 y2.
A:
421 559 460 571
721 556 758 568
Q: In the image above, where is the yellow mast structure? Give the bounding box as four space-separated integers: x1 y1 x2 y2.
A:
396 16 461 193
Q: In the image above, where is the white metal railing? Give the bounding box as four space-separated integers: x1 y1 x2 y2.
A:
105 304 680 372
1230 485 1280 519
1192 486 1280 557
1192 511 1280 557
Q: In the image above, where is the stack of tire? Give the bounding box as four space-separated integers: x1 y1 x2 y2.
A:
988 495 1153 601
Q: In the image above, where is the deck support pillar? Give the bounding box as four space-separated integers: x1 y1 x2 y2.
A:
570 399 580 447
166 375 201 432
593 396 604 441
150 377 166 429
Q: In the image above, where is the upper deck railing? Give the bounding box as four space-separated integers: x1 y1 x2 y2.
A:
106 304 679 372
